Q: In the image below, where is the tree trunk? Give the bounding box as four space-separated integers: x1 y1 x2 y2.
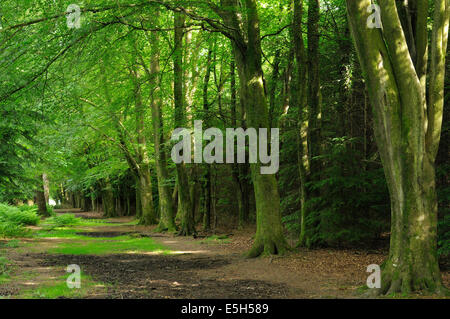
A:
138 167 156 225
148 12 176 232
346 0 449 295
174 12 195 236
132 54 157 225
230 57 249 228
42 173 50 205
307 0 322 174
222 0 288 257
135 179 142 218
203 166 212 231
102 180 116 218
292 0 310 246
36 174 49 216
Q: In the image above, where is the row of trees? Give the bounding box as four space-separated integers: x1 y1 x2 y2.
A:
0 1 448 295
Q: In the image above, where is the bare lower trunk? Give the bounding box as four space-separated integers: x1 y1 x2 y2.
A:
380 157 444 294
224 0 287 256
102 182 116 218
176 164 195 236
135 180 142 218
138 168 157 225
36 175 49 217
42 173 50 205
203 166 212 231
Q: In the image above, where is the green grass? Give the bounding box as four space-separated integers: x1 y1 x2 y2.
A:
0 255 11 283
47 236 171 255
0 239 20 248
18 273 108 299
42 215 131 228
45 214 80 226
34 227 88 239
199 235 231 245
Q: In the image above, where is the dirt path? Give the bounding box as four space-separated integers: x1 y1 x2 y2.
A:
1 211 448 299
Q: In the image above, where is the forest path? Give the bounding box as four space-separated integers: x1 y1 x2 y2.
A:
1 210 448 299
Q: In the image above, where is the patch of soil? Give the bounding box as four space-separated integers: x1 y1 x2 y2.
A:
34 253 289 299
0 286 19 296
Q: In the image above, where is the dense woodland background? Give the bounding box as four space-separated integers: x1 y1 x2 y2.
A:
0 0 448 295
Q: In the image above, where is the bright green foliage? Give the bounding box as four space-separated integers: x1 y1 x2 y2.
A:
0 203 40 237
45 214 81 227
0 204 40 226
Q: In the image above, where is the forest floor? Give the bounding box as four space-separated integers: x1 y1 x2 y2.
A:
0 209 448 299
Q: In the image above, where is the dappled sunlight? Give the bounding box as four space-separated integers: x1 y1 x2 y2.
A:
170 250 209 255
23 282 38 286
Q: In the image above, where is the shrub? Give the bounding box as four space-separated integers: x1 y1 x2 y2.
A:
281 137 390 248
46 214 81 227
0 203 38 238
0 204 40 226
0 221 31 237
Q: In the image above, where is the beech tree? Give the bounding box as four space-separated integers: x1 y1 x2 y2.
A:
214 0 288 256
346 0 449 294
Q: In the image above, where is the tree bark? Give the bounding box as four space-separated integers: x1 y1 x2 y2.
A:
230 57 250 228
36 174 49 217
102 179 116 217
291 0 310 246
174 12 196 236
220 0 288 257
346 0 449 295
148 12 176 232
42 173 50 205
132 55 157 225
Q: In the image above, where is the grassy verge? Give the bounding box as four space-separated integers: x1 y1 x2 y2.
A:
199 235 231 245
47 236 171 255
17 272 108 299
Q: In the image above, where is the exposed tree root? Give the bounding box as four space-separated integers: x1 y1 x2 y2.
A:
138 215 157 226
154 222 176 233
246 238 289 258
177 224 196 237
365 261 448 297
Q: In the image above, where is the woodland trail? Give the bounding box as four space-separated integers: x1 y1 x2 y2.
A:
1 210 448 299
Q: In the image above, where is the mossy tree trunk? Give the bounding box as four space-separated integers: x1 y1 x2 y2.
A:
36 174 49 217
230 57 250 229
218 0 288 257
174 12 195 236
42 173 50 205
291 0 310 247
102 179 116 218
346 0 449 295
135 180 142 219
131 56 157 226
145 12 176 232
138 167 156 225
